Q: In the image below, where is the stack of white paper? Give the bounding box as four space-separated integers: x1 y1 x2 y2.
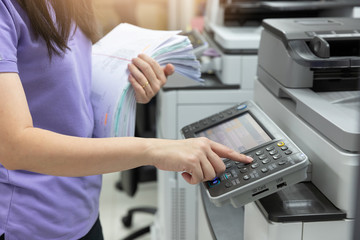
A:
91 23 203 138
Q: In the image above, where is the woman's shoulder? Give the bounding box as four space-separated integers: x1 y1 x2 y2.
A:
0 0 26 27
0 0 28 72
1 0 19 15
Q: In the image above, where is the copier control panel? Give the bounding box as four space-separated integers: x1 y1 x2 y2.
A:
181 101 309 207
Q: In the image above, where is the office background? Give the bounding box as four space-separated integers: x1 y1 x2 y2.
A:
92 0 206 34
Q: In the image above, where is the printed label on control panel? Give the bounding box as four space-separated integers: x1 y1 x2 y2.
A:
252 184 267 194
276 177 284 184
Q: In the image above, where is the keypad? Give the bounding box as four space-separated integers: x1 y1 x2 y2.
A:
181 102 309 204
207 141 296 191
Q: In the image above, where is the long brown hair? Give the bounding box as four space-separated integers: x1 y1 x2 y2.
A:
17 0 99 58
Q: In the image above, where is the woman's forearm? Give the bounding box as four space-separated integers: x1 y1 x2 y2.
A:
3 125 252 184
5 126 151 176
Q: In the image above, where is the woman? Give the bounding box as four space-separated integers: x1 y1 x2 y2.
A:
0 0 252 239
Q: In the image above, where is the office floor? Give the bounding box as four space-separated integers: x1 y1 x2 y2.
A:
99 172 158 240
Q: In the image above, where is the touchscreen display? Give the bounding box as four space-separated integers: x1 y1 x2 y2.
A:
197 113 272 153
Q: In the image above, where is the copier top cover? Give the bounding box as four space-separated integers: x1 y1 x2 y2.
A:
257 18 360 152
262 18 360 42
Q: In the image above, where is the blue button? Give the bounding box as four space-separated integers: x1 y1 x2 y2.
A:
208 177 220 187
237 104 247 110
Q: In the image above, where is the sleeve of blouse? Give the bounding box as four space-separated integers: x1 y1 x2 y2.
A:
0 0 19 73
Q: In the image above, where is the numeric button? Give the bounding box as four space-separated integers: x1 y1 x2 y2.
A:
269 150 278 155
278 159 287 165
225 162 233 169
285 150 293 155
281 146 288 151
251 163 260 169
266 146 275 151
243 175 250 181
259 154 267 160
262 158 271 164
238 167 248 173
256 150 264 156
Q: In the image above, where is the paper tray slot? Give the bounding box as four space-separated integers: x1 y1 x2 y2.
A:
256 182 346 222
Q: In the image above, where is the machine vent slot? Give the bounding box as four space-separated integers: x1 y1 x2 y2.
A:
171 188 178 240
312 68 360 92
179 188 186 240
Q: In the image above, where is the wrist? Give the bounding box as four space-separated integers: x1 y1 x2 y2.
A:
140 138 160 168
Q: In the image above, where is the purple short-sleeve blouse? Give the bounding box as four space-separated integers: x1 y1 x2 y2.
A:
0 0 102 239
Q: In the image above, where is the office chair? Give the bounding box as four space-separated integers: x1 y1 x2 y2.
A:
116 100 158 240
116 166 157 240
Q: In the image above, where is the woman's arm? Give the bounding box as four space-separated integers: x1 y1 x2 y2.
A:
0 72 146 175
0 72 251 184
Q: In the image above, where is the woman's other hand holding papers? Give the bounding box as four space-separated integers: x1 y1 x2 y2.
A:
128 54 175 104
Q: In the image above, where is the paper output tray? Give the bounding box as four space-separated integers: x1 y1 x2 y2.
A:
256 182 346 222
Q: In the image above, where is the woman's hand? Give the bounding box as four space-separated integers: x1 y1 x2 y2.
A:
147 137 253 185
128 54 175 104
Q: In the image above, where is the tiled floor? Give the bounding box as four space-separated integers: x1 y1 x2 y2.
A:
99 172 158 240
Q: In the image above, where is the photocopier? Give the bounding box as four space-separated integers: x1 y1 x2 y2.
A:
203 0 359 86
247 17 360 240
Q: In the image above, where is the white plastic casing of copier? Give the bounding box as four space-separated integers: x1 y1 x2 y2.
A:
203 0 261 86
202 26 260 87
255 19 360 218
249 79 358 240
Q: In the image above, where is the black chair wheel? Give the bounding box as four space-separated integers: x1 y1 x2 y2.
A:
122 214 132 228
115 181 123 191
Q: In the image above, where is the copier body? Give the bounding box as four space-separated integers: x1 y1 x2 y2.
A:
247 17 360 240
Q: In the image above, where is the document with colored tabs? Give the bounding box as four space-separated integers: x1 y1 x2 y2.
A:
91 23 203 138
